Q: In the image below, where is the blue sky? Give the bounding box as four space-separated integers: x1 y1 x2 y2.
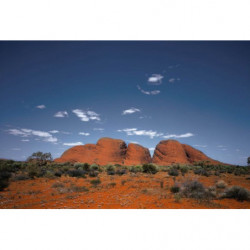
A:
0 41 249 165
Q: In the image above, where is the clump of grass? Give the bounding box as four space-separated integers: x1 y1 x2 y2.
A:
216 180 227 189
142 163 158 174
174 193 182 203
116 169 126 176
106 165 116 175
168 168 179 176
71 185 89 193
108 182 116 188
89 170 99 177
66 169 86 178
52 182 65 188
194 168 210 177
90 179 101 187
13 174 29 181
221 186 250 202
170 184 180 193
181 180 214 201
130 165 143 173
121 180 126 186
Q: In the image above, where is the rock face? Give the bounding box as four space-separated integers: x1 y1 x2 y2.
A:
55 137 222 166
152 140 220 165
124 143 151 166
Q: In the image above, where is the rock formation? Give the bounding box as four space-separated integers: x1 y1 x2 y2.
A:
152 140 220 165
55 137 222 166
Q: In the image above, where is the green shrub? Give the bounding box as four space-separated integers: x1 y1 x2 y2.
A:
74 163 85 169
108 182 116 188
170 185 180 193
71 185 89 192
90 179 101 187
130 165 143 173
90 164 99 171
13 174 29 181
66 169 86 178
181 180 214 200
89 170 99 177
106 164 116 175
180 166 189 176
221 186 250 202
168 168 179 176
142 163 158 174
216 180 227 189
0 171 11 191
116 169 126 176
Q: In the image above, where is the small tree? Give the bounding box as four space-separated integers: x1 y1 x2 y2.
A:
27 151 53 164
248 157 250 166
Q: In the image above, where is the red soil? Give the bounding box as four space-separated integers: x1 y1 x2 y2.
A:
1 172 249 209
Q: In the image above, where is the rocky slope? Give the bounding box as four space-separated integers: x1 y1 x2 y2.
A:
55 137 221 166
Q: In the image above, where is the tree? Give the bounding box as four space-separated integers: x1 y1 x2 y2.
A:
248 157 250 166
27 151 53 164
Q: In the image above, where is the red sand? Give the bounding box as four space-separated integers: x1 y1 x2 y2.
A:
0 172 249 209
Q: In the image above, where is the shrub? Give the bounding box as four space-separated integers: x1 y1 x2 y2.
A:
168 168 179 176
71 185 89 192
90 164 99 171
130 165 143 173
89 170 99 177
66 169 86 178
180 166 189 176
142 163 158 174
13 174 29 181
216 180 227 189
54 171 62 177
90 179 101 187
194 168 210 177
121 180 126 186
0 171 11 191
52 182 65 188
108 182 116 188
74 163 85 169
116 169 126 176
170 185 180 193
181 180 214 200
221 186 250 202
106 165 116 175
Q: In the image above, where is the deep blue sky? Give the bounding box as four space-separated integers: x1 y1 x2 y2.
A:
0 41 249 165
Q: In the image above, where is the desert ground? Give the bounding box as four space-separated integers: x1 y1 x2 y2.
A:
1 165 250 209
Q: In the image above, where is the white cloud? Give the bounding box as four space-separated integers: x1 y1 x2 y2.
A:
12 148 21 151
169 78 175 83
163 133 194 139
54 111 68 118
7 128 58 143
36 104 46 109
21 139 30 142
193 145 207 148
72 109 100 122
122 108 141 115
149 147 155 151
137 85 160 95
93 128 104 132
63 142 83 146
217 145 226 148
148 74 164 85
49 130 59 134
79 132 90 136
118 128 163 139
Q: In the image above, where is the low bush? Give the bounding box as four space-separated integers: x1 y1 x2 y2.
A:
71 185 89 192
221 186 250 202
181 180 214 200
142 163 158 174
130 165 143 173
168 168 179 176
216 180 227 189
108 182 116 188
90 179 101 187
13 174 29 181
170 185 180 193
66 169 86 178
194 168 210 177
0 171 11 191
52 182 65 188
180 166 189 176
106 165 116 175
90 164 99 171
116 169 126 176
89 170 99 177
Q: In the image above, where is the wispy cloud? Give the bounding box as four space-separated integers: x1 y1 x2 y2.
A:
72 109 100 122
49 130 59 134
21 139 30 142
12 148 21 151
149 147 155 151
36 104 46 109
79 132 90 136
163 133 194 139
148 74 164 85
118 128 163 139
63 142 83 146
193 144 207 148
217 145 226 148
169 78 180 83
137 85 160 95
7 128 58 143
93 128 104 132
122 108 141 115
54 111 68 118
